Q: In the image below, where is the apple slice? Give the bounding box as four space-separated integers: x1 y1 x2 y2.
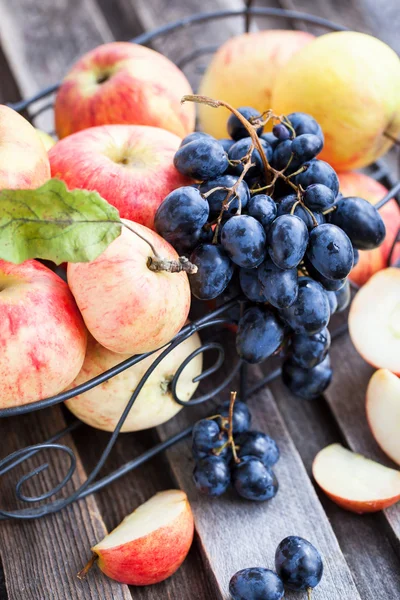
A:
349 268 400 375
79 490 194 585
367 369 400 466
312 443 400 513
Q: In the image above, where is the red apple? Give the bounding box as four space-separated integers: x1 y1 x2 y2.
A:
55 42 195 139
0 260 87 408
0 105 50 189
349 268 400 375
49 124 190 229
338 171 400 285
366 369 400 466
313 443 400 513
80 490 194 585
67 220 191 355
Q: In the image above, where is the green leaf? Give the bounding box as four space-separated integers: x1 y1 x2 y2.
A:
0 178 122 264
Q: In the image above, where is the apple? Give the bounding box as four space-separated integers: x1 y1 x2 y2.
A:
198 30 314 139
272 32 400 170
0 259 87 409
35 128 56 151
65 329 202 432
313 443 400 513
79 490 194 585
49 124 191 229
366 369 400 466
349 268 400 375
67 219 191 355
338 171 400 285
0 105 50 189
55 42 195 139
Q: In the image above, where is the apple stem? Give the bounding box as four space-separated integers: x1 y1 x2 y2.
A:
77 553 98 580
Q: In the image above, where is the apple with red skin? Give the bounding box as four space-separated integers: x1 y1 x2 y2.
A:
55 42 195 139
0 105 50 189
67 220 191 355
49 124 191 229
80 490 194 585
366 369 400 466
0 259 87 409
313 444 400 513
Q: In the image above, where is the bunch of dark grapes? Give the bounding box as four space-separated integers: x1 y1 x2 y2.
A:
155 100 386 400
192 392 280 501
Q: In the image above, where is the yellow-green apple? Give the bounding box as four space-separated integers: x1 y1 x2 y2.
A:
55 42 195 139
0 259 87 408
0 105 50 189
272 32 400 170
198 30 314 138
79 490 194 585
35 128 56 151
49 124 191 229
338 171 400 285
65 330 202 432
313 443 400 513
349 268 400 375
366 369 400 466
67 220 191 355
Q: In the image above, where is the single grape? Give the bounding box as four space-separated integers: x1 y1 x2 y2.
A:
295 159 339 196
247 194 277 230
180 131 214 147
326 290 338 314
281 355 332 399
303 256 346 291
239 266 269 303
232 456 278 501
287 112 324 142
193 455 231 496
228 137 273 178
189 244 234 300
219 400 251 434
303 183 335 212
268 215 309 270
275 536 323 592
192 419 220 457
329 196 386 250
353 247 360 267
237 431 280 466
280 277 330 335
335 279 351 312
221 215 266 268
292 133 323 163
261 131 280 150
219 138 235 153
229 568 284 600
227 107 263 140
291 328 331 369
270 140 301 172
307 223 354 280
200 175 250 219
174 138 228 180
257 257 298 309
273 123 291 141
277 195 325 230
236 306 284 364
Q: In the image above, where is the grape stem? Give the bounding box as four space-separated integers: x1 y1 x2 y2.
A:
228 391 240 464
307 587 313 600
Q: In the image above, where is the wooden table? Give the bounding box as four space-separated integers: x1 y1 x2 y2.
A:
0 1 399 599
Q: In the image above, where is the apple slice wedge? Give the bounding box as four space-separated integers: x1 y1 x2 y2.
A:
79 490 194 585
312 443 400 513
367 369 400 466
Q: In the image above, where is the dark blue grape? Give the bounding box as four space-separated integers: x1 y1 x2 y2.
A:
280 277 330 334
174 138 228 180
219 138 235 152
232 456 278 501
270 140 301 172
307 223 354 280
180 131 214 147
247 194 277 230
326 290 338 314
287 112 324 142
303 255 346 291
189 244 234 300
261 132 279 150
303 183 335 212
275 536 323 592
353 247 359 267
229 568 284 600
257 257 298 309
200 175 250 219
221 215 266 268
192 419 220 458
228 138 272 178
295 159 339 196
329 196 386 250
291 328 331 369
193 455 231 496
237 431 280 466
239 266 269 303
281 355 332 399
227 107 263 140
218 400 251 434
268 215 308 269
236 306 284 364
277 195 325 230
335 279 351 312
291 133 323 162
273 123 291 141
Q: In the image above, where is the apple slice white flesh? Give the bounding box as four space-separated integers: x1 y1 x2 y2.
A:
367 369 400 466
349 268 400 375
313 443 400 513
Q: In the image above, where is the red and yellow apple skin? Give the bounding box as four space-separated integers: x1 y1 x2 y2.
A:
366 369 400 466
49 124 191 229
198 30 315 139
0 260 87 408
338 172 400 286
0 105 50 189
55 42 195 139
67 220 191 355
